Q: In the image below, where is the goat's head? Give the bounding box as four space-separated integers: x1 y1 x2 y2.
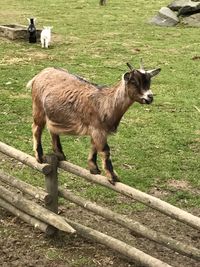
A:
43 26 53 31
27 18 36 25
124 61 161 105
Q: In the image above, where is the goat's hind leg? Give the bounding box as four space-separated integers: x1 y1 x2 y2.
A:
88 139 101 175
50 132 66 161
32 99 46 163
32 121 45 163
45 39 49 48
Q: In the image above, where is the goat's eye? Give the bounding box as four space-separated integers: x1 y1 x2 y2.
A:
130 79 138 86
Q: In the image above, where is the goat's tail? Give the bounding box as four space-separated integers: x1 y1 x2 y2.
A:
26 76 36 91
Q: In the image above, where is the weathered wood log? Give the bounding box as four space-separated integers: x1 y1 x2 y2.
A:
44 155 58 213
59 161 200 231
0 141 51 174
0 170 51 204
65 218 172 267
59 187 200 260
0 197 55 235
0 185 75 234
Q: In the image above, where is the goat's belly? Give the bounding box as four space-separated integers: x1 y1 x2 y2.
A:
46 118 89 136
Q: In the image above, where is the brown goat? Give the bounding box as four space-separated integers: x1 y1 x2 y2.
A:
27 63 161 184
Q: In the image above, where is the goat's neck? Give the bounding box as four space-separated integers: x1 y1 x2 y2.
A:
114 80 133 110
100 80 134 131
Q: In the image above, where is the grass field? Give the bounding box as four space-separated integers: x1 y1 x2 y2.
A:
0 0 199 210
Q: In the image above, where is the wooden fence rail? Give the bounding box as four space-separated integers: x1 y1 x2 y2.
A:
66 218 172 267
0 198 55 235
0 185 75 233
0 141 200 267
59 160 200 231
0 170 51 204
0 141 51 174
58 186 200 260
1 168 199 260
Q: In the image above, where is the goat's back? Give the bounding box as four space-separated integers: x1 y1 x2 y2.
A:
31 67 104 135
31 67 101 99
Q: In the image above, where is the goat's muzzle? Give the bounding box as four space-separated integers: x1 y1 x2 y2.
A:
141 93 153 104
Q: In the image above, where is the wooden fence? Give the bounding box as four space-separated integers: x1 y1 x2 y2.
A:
0 141 200 267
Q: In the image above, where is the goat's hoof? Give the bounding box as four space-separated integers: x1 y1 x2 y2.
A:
90 168 101 175
108 175 120 185
36 155 45 164
54 152 66 161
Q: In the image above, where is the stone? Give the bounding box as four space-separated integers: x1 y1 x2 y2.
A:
0 24 28 40
149 7 179 27
0 24 41 41
181 12 200 25
178 3 200 16
168 0 200 11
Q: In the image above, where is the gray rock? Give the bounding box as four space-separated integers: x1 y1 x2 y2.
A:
168 0 200 11
181 12 200 25
178 3 200 16
158 6 179 19
149 7 179 26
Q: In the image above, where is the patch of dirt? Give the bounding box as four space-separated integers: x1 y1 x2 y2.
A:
166 179 200 197
148 186 169 198
0 56 25 65
0 52 53 66
0 153 200 267
1 201 200 267
167 179 191 190
189 142 200 153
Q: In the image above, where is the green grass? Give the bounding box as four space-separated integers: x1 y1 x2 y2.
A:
0 0 200 209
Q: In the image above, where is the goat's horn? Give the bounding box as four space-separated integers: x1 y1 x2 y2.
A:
140 58 144 70
127 62 133 70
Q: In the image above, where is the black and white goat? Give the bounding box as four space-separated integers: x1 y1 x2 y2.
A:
27 18 37 43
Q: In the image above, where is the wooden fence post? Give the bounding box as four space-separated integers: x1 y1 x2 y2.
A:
45 154 59 214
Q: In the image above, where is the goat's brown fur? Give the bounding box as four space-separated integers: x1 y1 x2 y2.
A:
28 65 160 184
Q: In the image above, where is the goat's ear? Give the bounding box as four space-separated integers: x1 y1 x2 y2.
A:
127 62 134 71
124 72 131 82
147 68 161 78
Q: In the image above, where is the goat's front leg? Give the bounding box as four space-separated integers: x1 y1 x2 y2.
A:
91 132 119 184
99 143 120 185
88 139 101 175
50 132 66 161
